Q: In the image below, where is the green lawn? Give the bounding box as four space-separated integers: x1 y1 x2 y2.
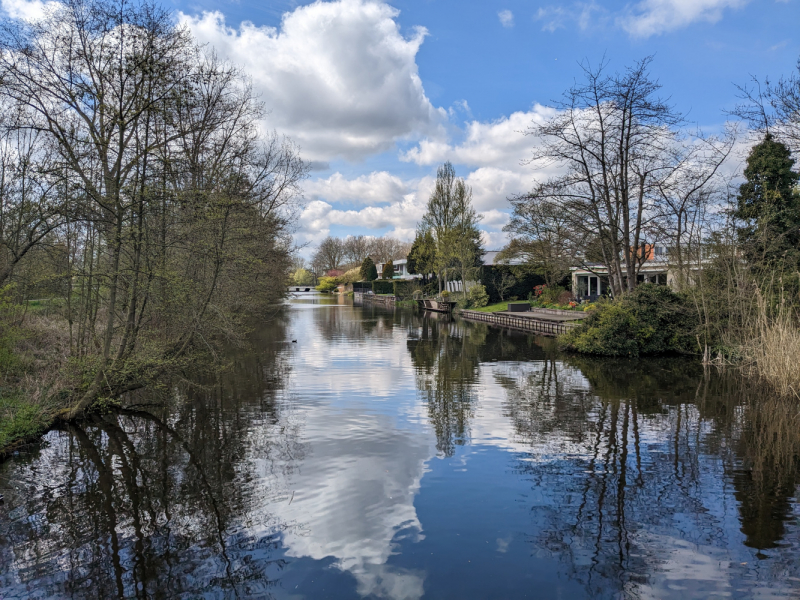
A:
472 301 515 313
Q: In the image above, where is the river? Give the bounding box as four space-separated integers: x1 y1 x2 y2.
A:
1 294 799 599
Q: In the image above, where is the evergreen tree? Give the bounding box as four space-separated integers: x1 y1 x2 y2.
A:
734 134 800 268
360 256 378 281
407 229 436 281
382 259 395 280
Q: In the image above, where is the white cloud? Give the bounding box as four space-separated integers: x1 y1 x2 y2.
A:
619 0 749 37
498 9 514 28
180 0 447 162
403 105 557 173
535 2 604 33
304 171 410 206
0 0 54 21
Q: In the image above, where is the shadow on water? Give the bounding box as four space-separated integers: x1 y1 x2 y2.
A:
0 314 301 599
0 298 799 599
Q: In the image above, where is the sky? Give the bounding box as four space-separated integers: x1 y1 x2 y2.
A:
3 0 800 254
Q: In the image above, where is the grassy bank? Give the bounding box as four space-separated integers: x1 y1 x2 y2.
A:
0 394 51 452
471 301 510 313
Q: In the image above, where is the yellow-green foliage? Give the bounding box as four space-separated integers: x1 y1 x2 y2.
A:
292 268 314 285
334 268 362 285
315 277 338 292
468 284 489 308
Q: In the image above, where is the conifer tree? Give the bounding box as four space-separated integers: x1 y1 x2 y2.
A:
734 133 800 268
382 259 395 280
360 256 378 281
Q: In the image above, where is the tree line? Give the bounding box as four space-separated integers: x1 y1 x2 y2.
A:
306 235 412 275
506 55 800 364
0 0 306 423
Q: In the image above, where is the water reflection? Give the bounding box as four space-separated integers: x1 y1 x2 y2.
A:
0 297 798 599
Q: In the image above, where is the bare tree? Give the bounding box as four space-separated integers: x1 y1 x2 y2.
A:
503 196 576 287
0 0 306 418
523 57 683 296
651 130 736 289
368 236 412 264
343 235 370 267
312 236 345 273
735 60 800 153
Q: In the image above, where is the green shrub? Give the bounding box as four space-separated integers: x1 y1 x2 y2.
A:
560 284 696 357
393 280 418 299
372 280 394 295
468 284 489 308
0 395 48 450
315 277 338 293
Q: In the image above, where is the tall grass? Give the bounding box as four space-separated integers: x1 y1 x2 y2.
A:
741 293 800 400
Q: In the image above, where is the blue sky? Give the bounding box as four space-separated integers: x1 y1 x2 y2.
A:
6 0 799 251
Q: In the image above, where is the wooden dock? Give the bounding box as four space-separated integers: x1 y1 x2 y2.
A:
457 309 582 337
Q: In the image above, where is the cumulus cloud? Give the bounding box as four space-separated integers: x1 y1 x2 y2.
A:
180 0 447 161
498 9 514 28
304 171 410 206
0 0 54 20
403 105 556 173
619 0 749 37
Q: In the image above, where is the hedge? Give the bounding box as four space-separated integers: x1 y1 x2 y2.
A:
353 281 372 292
372 280 395 294
393 280 417 299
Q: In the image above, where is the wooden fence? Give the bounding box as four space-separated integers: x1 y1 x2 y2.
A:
457 309 580 337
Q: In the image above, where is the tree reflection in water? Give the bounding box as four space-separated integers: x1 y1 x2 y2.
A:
0 301 799 599
494 354 800 597
0 316 301 599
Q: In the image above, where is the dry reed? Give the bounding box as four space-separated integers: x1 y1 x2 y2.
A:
741 294 800 401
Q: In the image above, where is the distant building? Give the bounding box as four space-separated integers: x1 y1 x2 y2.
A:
325 269 345 277
570 245 690 299
374 258 415 280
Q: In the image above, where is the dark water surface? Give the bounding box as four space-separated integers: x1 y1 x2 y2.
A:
2 295 800 599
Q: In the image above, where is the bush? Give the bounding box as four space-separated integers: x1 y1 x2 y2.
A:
393 280 419 299
334 268 361 285
468 284 489 308
315 277 338 293
353 281 372 292
372 279 394 295
440 290 450 299
412 289 423 300
560 284 696 357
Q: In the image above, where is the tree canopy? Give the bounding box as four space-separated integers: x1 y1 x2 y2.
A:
734 133 800 268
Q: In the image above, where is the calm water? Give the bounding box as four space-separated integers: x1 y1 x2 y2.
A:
1 294 800 599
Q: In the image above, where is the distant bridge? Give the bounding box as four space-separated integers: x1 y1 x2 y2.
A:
287 286 315 292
